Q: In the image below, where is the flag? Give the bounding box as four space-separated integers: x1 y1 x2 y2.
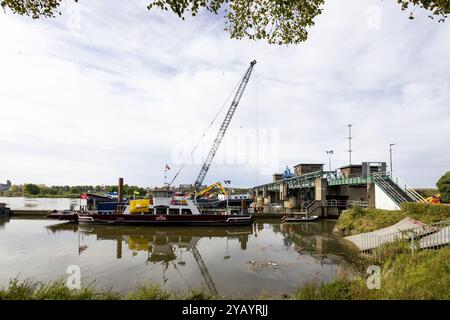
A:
134 190 140 195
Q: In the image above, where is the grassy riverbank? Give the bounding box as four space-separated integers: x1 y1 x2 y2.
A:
300 203 450 300
294 245 450 300
334 203 450 235
0 279 212 300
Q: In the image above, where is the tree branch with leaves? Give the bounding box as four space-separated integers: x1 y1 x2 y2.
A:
1 0 449 44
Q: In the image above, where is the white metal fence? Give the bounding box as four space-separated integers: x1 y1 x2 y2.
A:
361 219 450 257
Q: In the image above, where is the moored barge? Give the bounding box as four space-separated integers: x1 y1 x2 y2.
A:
48 189 252 226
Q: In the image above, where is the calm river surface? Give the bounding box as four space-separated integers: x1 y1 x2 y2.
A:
0 197 81 211
0 217 355 297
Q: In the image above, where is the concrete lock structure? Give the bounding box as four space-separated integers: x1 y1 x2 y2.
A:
252 162 426 218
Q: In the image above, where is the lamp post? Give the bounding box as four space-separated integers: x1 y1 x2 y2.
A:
389 144 396 174
326 150 334 172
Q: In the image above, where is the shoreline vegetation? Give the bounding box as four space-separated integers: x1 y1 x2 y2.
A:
334 203 450 236
0 184 251 199
0 184 149 199
1 203 449 300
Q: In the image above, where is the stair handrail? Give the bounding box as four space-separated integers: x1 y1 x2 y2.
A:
306 200 323 214
372 171 409 203
384 171 427 203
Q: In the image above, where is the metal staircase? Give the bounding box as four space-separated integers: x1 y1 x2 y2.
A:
306 200 323 217
372 171 426 205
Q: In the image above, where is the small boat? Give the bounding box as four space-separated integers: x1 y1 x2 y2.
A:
281 215 319 223
47 210 78 221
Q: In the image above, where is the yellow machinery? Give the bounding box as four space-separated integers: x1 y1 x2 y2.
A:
195 182 229 199
129 199 150 213
425 194 441 204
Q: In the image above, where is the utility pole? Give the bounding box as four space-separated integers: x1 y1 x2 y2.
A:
389 143 396 174
347 124 353 165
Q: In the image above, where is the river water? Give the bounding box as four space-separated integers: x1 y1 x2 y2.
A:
0 217 355 298
0 197 81 211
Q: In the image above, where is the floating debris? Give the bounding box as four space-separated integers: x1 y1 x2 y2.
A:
246 260 279 271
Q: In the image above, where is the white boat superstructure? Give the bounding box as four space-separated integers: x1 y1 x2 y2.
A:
122 196 202 215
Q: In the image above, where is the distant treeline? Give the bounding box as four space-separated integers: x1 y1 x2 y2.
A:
0 184 251 198
415 188 439 198
1 184 148 198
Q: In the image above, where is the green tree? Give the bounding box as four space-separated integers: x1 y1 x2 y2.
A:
436 171 450 203
69 186 82 194
1 0 448 44
23 183 40 195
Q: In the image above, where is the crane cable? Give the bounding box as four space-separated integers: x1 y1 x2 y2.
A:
169 72 246 187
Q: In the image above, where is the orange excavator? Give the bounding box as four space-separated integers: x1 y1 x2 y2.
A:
425 194 441 204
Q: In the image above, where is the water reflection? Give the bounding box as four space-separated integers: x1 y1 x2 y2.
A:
45 220 349 261
42 220 355 297
47 223 253 296
0 217 10 229
0 197 81 211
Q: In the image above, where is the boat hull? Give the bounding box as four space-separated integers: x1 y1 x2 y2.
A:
281 215 319 223
77 213 253 226
47 211 79 221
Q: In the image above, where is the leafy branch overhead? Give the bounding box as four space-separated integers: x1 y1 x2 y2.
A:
1 0 449 44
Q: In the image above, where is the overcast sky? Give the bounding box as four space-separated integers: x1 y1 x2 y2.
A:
0 0 449 188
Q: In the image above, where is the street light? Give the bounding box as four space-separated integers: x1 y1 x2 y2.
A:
389 144 396 174
325 150 334 172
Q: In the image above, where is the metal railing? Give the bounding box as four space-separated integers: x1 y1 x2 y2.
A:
327 173 374 186
372 171 426 205
253 170 326 192
324 200 368 208
361 219 450 257
306 200 322 215
385 172 426 203
372 171 409 204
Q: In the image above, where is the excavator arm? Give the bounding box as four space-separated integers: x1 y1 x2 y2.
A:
196 182 229 199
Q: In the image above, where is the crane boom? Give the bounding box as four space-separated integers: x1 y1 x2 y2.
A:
193 60 257 190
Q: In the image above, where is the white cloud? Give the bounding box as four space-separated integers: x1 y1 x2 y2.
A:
0 0 449 188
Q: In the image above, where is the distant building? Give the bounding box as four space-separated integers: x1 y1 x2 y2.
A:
339 163 386 178
293 164 324 176
178 184 193 191
272 174 283 182
178 184 208 191
0 180 11 191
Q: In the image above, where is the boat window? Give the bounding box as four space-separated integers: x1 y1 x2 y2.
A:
181 209 192 215
155 207 167 215
169 209 180 215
